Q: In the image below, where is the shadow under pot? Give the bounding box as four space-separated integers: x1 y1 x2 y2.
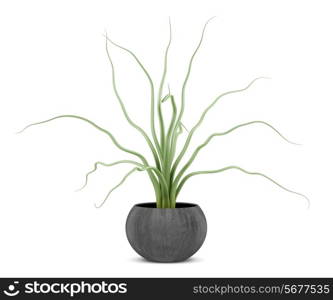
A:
125 202 207 263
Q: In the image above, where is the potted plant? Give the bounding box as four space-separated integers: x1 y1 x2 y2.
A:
19 19 308 263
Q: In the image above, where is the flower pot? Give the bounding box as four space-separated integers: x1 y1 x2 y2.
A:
125 202 207 262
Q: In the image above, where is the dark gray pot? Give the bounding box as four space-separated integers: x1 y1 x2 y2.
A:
125 202 207 263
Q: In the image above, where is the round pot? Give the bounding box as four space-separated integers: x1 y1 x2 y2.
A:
125 202 207 263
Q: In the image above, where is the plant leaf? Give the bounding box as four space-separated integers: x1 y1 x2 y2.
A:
95 167 139 208
171 77 269 178
17 114 161 194
105 33 161 158
77 160 143 191
157 18 172 150
176 165 310 208
105 34 161 169
174 120 300 185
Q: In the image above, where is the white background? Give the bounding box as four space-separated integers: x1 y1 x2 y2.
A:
1 0 332 277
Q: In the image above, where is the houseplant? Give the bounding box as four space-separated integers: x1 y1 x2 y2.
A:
19 19 308 262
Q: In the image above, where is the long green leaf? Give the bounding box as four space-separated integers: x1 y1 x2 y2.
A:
176 165 310 208
174 120 299 185
105 34 161 158
95 167 139 208
171 77 269 179
175 17 215 129
105 34 161 170
95 164 170 208
78 159 168 196
77 159 144 191
157 18 172 151
17 115 160 196
168 18 214 169
17 115 144 161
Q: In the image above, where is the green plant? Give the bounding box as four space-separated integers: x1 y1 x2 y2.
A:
19 19 309 208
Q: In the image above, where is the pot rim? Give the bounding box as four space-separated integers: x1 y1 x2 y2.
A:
133 202 198 209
